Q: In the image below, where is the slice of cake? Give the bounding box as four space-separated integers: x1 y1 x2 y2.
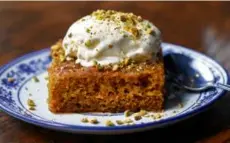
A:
47 10 165 113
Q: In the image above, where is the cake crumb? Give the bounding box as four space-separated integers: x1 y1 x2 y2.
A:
89 118 99 124
116 120 124 125
105 120 115 126
138 109 147 116
7 77 15 83
108 44 113 48
81 117 89 123
112 65 119 71
32 76 39 82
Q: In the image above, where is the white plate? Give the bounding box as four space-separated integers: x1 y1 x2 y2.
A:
0 43 229 134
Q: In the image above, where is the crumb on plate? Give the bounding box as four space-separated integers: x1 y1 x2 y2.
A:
105 120 115 126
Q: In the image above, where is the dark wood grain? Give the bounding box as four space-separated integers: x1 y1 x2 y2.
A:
0 2 230 143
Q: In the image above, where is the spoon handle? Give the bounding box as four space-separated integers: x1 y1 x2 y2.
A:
215 83 230 91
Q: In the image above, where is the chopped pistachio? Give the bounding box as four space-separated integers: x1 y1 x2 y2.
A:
147 23 151 29
134 115 142 121
178 103 183 108
27 99 36 107
93 60 98 66
81 117 89 123
29 106 35 111
105 120 115 126
89 118 99 124
124 110 133 117
32 76 39 82
116 120 124 125
68 33 72 38
96 15 104 20
86 28 91 33
85 39 100 48
97 64 104 71
64 43 68 49
124 118 133 124
44 76 48 80
154 113 162 119
85 40 92 47
123 34 128 38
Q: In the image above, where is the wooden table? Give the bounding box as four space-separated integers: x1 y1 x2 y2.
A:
0 2 230 143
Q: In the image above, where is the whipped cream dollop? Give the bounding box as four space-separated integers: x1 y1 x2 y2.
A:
62 10 161 67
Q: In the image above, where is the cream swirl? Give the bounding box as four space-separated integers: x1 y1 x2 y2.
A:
62 10 161 67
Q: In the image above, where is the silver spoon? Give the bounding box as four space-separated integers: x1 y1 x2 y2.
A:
164 53 230 91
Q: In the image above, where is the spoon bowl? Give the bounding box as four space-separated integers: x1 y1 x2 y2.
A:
164 53 230 91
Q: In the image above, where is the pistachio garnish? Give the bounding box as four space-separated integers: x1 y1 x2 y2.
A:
124 110 133 117
116 120 124 125
97 64 104 71
154 113 162 119
89 118 99 124
86 28 91 33
68 33 72 38
29 107 35 111
81 117 89 123
105 120 115 126
178 103 183 108
27 99 36 107
85 39 100 48
85 40 92 47
32 76 39 83
124 118 133 124
134 115 142 121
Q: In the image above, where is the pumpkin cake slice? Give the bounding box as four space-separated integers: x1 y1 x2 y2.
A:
47 10 165 113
